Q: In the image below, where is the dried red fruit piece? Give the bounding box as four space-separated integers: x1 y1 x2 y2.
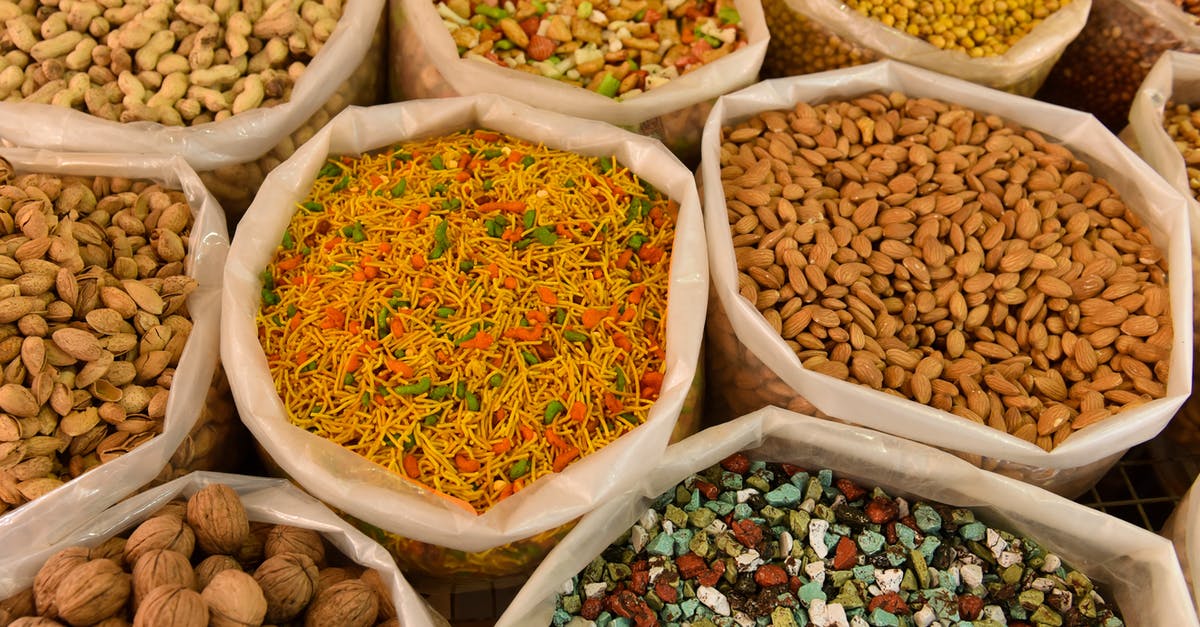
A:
754 564 788 587
720 453 750 473
832 536 858 570
526 35 556 61
836 478 866 501
519 16 539 37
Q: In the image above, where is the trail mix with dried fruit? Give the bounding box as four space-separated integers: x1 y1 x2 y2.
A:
553 454 1124 626
0 0 344 125
435 0 746 98
0 156 198 515
257 130 675 512
719 92 1172 451
0 483 401 627
1164 101 1200 203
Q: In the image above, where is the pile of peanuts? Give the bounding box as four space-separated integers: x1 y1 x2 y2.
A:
718 92 1172 451
0 0 344 125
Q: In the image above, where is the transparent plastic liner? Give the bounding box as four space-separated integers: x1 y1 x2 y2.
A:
763 0 1090 95
0 0 385 222
222 95 707 581
388 0 768 163
701 60 1194 498
0 471 448 627
0 148 228 554
497 407 1200 626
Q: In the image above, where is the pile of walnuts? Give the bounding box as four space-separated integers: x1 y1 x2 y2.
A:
0 483 399 627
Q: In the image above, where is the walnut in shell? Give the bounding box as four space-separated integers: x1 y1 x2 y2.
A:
359 569 397 621
186 483 249 555
152 500 188 521
303 579 378 627
88 537 127 566
235 523 271 566
253 553 318 623
133 584 207 627
124 515 195 565
131 549 195 608
195 555 242 590
9 618 67 626
264 526 324 566
54 558 130 626
201 570 267 627
33 547 89 617
315 568 354 596
0 587 34 623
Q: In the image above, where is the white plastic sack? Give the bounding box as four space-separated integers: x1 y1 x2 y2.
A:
221 95 707 566
701 60 1194 497
1165 476 1200 618
0 471 448 627
388 0 768 159
1125 50 1200 450
496 406 1200 627
0 0 384 216
0 148 228 551
765 0 1090 95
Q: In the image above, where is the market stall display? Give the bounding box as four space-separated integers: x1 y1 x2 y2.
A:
389 0 768 161
702 61 1193 497
0 0 385 218
0 472 445 626
222 94 706 583
1038 0 1200 130
1124 50 1200 455
760 0 1090 95
496 407 1200 626
0 149 229 554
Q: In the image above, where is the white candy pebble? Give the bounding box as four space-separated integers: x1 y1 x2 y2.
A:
697 586 731 616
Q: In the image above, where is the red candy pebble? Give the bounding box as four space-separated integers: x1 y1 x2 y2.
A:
836 478 866 501
654 580 678 604
754 564 788 587
581 597 603 620
867 592 910 615
720 453 750 473
959 594 984 620
675 553 707 580
865 496 898 524
832 536 858 570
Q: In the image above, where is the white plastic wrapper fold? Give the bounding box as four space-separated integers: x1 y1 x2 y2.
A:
1165 477 1200 618
0 471 448 627
1127 50 1200 270
779 0 1090 95
495 406 1200 627
0 0 381 171
0 148 228 549
390 0 768 151
221 94 707 553
701 60 1194 496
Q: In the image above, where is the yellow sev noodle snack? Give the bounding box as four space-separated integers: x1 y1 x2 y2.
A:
256 129 676 513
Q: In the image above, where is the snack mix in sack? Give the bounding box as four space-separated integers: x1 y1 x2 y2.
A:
0 482 405 626
1164 102 1200 204
1037 0 1200 130
257 130 676 512
716 91 1172 452
549 454 1126 626
762 0 1078 90
433 0 748 99
0 155 207 514
0 0 344 125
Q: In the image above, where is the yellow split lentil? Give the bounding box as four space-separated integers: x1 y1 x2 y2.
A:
256 129 677 512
